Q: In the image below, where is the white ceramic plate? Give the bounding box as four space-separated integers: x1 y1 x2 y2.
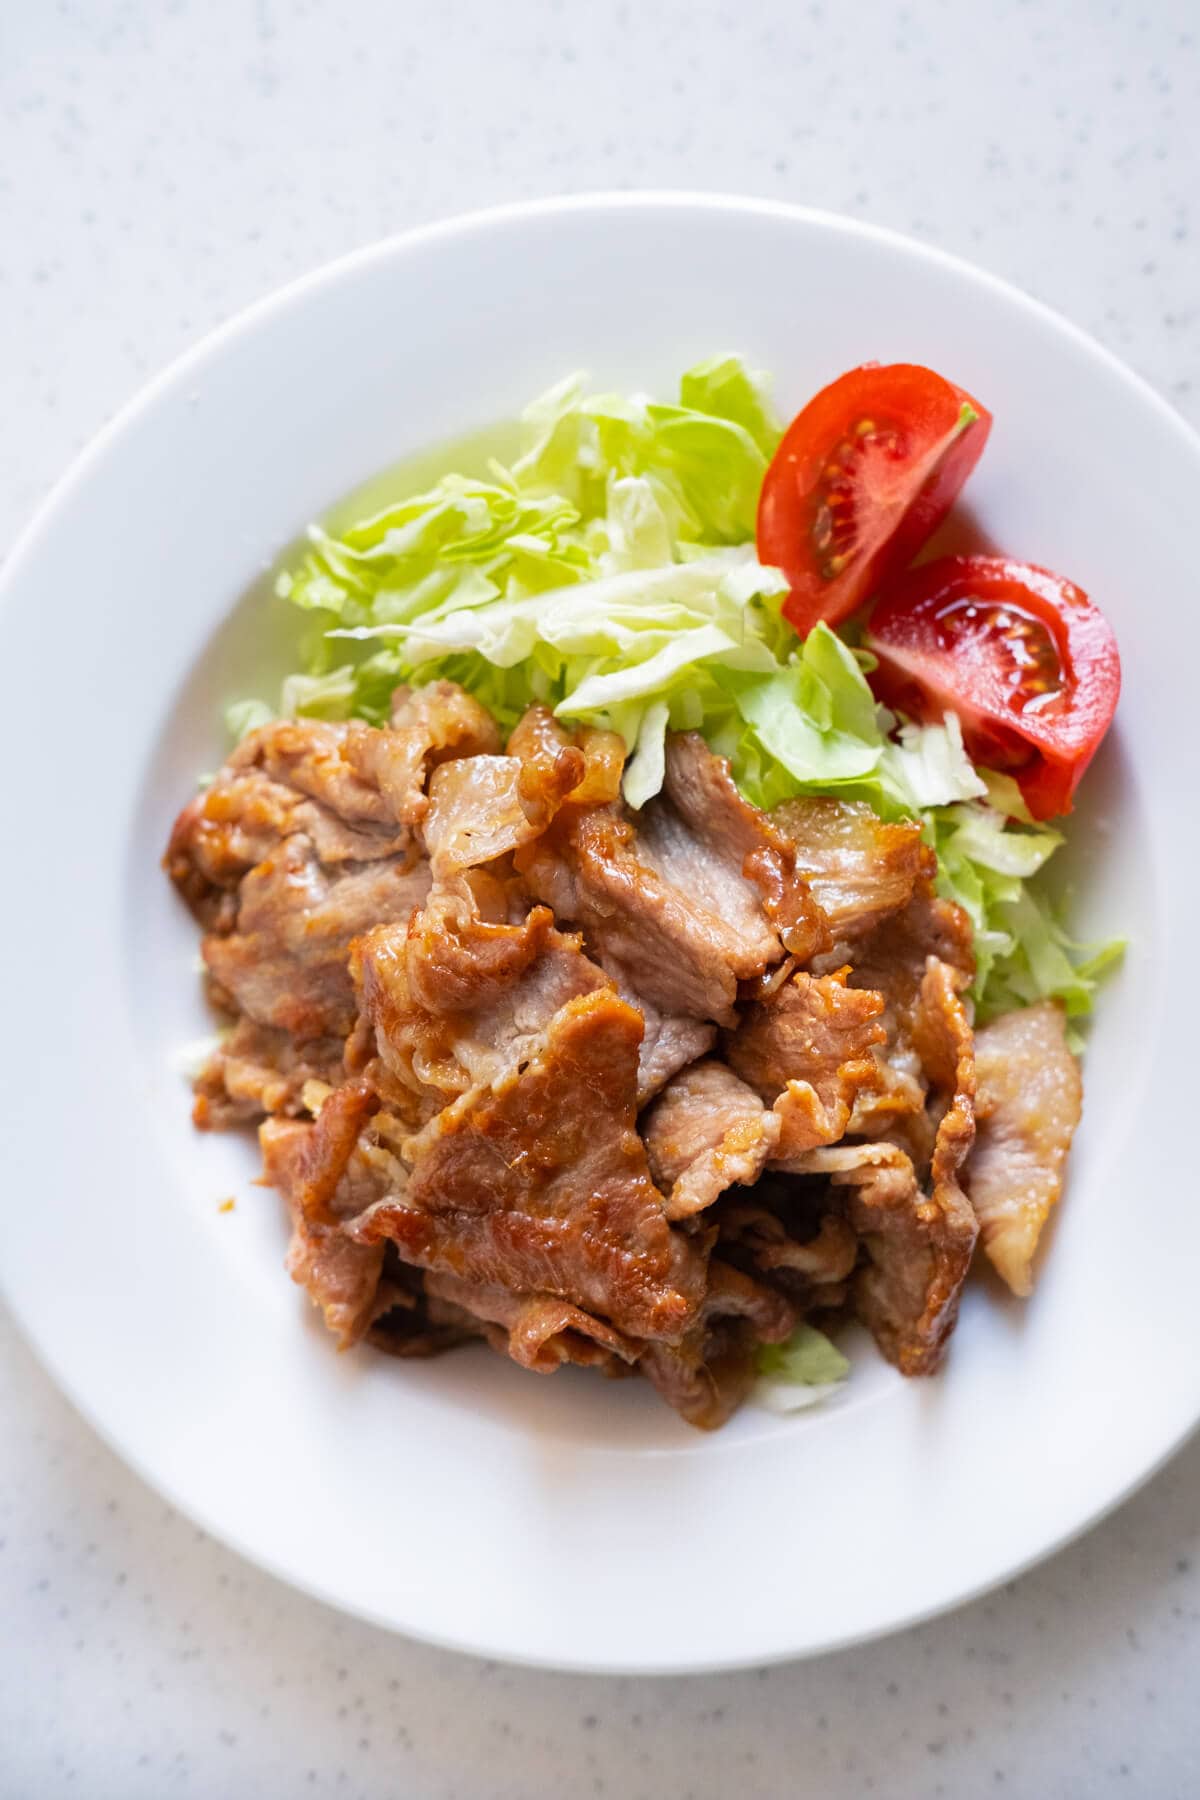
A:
1 195 1195 1674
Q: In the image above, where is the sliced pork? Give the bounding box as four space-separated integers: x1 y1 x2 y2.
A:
165 725 410 923
966 1001 1082 1295
260 1087 393 1348
642 1060 780 1219
349 989 708 1342
771 796 933 940
202 841 432 1041
824 880 977 1170
363 680 502 823
786 962 978 1375
606 963 718 1106
349 903 610 1103
517 733 827 1025
421 1271 641 1375
639 1261 798 1430
166 678 1088 1428
659 733 829 960
192 1020 345 1129
167 704 488 1086
724 969 887 1157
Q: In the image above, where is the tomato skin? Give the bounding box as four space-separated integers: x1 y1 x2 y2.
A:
865 555 1121 819
757 363 992 635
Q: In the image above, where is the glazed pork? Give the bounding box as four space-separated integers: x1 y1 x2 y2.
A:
166 680 1081 1426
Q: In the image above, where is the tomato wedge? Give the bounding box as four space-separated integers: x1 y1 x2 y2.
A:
865 555 1121 819
757 363 992 635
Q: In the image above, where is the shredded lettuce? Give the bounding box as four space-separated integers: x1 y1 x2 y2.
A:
922 769 1124 1029
928 797 1125 1034
241 355 1122 1023
757 1324 850 1386
224 696 275 740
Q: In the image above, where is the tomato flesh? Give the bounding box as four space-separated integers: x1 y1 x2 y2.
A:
757 363 992 634
865 555 1121 819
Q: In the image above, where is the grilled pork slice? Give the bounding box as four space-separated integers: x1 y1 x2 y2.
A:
724 969 887 1158
168 683 497 913
349 989 707 1343
591 951 717 1106
166 689 495 1109
639 1262 798 1430
517 732 828 1025
966 1001 1082 1296
819 880 977 1171
201 842 432 1042
660 733 829 960
793 1140 977 1378
259 1081 395 1348
361 680 502 823
770 796 933 940
350 902 610 1103
420 744 586 880
786 961 978 1375
642 1060 781 1220
419 1271 641 1375
192 1020 345 1129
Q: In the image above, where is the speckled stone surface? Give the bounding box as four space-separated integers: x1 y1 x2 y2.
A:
3 3 1199 1794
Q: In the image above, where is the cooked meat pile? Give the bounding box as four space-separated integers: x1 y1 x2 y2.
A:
165 681 1084 1427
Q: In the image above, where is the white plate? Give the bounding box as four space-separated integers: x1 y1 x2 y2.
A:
0 195 1195 1674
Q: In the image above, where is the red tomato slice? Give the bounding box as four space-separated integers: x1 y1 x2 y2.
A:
865 555 1121 819
757 363 992 635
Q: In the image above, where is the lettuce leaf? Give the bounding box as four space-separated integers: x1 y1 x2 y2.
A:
754 1324 850 1412
927 798 1124 1026
679 353 783 456
248 355 1121 1024
225 697 274 741
757 1324 850 1385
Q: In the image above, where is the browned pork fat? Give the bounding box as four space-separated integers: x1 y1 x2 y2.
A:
770 796 933 940
421 746 585 879
507 706 625 809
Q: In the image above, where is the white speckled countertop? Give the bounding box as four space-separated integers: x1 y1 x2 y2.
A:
3 3 1199 1794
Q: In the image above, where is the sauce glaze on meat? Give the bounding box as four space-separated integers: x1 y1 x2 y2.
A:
166 682 1082 1426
